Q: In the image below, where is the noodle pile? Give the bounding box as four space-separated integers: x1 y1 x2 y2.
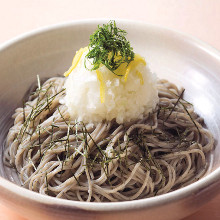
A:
4 77 214 202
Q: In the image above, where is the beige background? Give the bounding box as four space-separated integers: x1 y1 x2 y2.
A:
0 0 220 219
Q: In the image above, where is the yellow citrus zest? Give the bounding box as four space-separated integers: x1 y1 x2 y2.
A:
124 54 146 83
64 47 88 77
96 69 105 103
136 71 144 85
64 48 146 103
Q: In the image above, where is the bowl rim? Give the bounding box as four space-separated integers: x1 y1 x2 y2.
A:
1 18 220 212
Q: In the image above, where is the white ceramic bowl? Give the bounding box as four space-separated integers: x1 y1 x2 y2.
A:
0 19 220 220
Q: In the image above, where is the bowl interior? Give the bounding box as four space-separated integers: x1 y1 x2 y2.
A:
0 20 220 215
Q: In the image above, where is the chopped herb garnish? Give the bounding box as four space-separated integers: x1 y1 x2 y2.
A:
85 20 134 75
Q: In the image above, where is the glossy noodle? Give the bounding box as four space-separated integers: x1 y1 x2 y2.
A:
3 77 214 202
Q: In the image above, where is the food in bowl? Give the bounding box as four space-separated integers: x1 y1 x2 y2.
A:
3 21 214 202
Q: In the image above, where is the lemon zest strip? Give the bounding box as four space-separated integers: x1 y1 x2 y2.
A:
64 47 88 77
124 63 133 82
96 69 105 103
136 71 144 85
124 54 146 83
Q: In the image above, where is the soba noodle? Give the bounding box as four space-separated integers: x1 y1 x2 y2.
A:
3 76 214 202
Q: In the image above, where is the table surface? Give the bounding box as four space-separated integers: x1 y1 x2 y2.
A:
0 0 220 219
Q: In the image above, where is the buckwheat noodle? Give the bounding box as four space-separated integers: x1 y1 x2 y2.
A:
3 77 214 202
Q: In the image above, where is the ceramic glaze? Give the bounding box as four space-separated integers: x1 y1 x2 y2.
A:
0 20 220 220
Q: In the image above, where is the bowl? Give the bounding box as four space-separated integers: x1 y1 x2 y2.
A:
0 19 220 220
